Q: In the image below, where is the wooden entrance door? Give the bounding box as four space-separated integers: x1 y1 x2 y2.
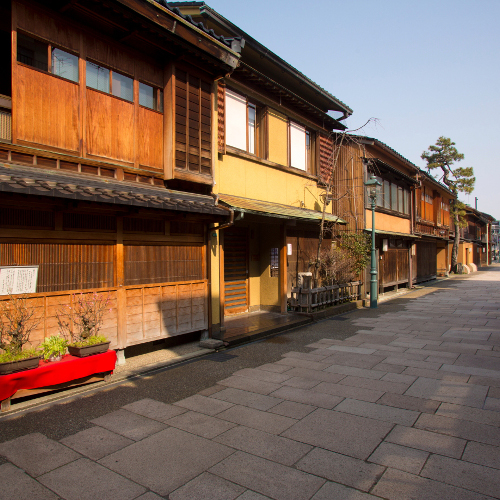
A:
224 227 249 315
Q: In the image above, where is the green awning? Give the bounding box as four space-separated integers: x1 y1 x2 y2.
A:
364 229 420 239
219 194 346 223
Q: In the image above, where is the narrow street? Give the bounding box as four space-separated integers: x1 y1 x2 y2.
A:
1 269 500 500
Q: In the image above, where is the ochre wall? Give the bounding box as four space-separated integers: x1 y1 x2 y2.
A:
365 210 411 234
259 223 280 309
267 109 288 165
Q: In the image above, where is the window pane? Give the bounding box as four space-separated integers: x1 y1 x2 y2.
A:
86 61 109 92
391 183 398 211
398 186 403 213
290 121 306 170
158 89 163 112
17 33 48 71
248 104 256 154
225 89 247 151
404 189 410 214
376 176 383 207
52 48 78 82
112 72 133 102
139 82 155 109
384 180 391 209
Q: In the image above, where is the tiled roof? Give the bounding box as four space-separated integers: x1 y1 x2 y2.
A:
0 164 229 216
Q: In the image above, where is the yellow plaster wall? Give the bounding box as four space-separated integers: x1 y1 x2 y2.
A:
458 242 473 265
216 154 325 211
436 241 448 274
209 230 220 326
267 109 288 165
365 210 411 234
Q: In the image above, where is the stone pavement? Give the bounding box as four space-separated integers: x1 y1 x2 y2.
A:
1 270 500 499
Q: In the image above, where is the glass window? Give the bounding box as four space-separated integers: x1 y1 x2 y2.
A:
17 33 48 71
248 103 256 154
139 82 163 112
270 248 279 277
112 72 133 102
376 176 383 207
384 180 391 209
51 48 78 82
289 121 306 170
398 186 403 213
86 61 109 93
391 183 398 211
225 89 247 151
404 189 410 214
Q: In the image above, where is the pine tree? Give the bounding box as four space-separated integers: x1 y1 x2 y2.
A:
421 137 475 272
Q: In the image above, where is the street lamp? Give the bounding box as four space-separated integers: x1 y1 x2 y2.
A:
364 172 381 309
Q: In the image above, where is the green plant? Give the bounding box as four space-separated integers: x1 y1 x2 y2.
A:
39 335 68 361
0 295 41 361
56 292 110 346
69 335 108 348
0 348 39 363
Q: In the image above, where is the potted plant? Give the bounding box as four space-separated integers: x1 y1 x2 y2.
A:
57 292 111 357
0 295 41 374
39 335 68 362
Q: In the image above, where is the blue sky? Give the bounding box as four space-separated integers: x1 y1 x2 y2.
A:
198 0 500 218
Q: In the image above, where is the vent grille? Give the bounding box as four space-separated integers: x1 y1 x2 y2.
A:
124 218 164 233
63 213 116 231
0 208 55 228
0 110 11 141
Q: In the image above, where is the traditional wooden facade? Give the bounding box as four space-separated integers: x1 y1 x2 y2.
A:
0 0 242 358
172 2 351 337
457 207 492 268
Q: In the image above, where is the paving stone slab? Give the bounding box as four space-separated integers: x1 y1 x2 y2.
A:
134 493 165 500
385 424 466 458
453 353 500 371
322 352 387 369
415 413 500 447
198 385 226 396
211 387 283 411
122 398 188 422
60 426 134 460
436 402 500 427
269 386 343 409
0 463 58 500
403 366 470 382
381 372 417 385
339 375 410 395
216 405 297 434
281 408 393 460
335 398 419 426
323 364 386 380
462 441 500 470
90 409 167 441
405 377 488 408
217 376 283 395
310 481 379 500
296 447 384 492
372 467 494 500
383 356 443 371
275 357 333 371
169 472 245 500
326 345 378 355
281 376 323 389
421 454 500 498
0 432 80 477
167 410 237 439
268 400 317 419
282 351 332 361
38 457 146 500
440 364 500 379
484 397 500 412
284 366 347 384
376 392 441 414
368 441 428 475
209 451 325 500
214 426 312 466
173 394 235 416
257 363 293 373
372 362 406 374
312 381 384 403
231 368 292 384
236 492 272 500
99 427 234 497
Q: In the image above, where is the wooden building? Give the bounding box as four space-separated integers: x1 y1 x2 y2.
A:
172 2 351 337
457 207 492 268
0 0 243 359
331 135 455 294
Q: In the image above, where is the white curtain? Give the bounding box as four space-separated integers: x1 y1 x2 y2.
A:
225 89 247 151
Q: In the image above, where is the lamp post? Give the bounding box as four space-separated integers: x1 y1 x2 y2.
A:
364 173 381 309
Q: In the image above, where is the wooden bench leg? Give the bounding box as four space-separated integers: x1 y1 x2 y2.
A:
1 397 11 412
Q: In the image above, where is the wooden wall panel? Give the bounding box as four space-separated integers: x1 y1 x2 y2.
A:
16 1 79 52
15 66 79 152
86 89 135 163
137 107 163 170
83 33 135 76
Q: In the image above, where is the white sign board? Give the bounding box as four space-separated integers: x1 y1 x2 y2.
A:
0 266 39 295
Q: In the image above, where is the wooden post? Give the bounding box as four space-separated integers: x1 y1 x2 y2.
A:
219 229 225 333
280 224 287 314
115 216 127 351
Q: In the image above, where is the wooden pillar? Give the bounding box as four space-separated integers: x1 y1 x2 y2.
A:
115 216 127 351
219 229 225 333
280 224 287 314
408 242 413 288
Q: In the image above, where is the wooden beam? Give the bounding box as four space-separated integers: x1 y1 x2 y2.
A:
280 223 287 314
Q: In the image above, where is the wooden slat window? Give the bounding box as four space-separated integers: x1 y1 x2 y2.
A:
319 133 333 183
0 243 114 292
217 81 225 154
124 245 205 285
175 70 212 176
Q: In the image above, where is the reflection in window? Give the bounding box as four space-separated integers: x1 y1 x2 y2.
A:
51 48 78 82
139 83 163 112
270 248 279 277
86 61 109 92
17 33 48 71
112 72 133 102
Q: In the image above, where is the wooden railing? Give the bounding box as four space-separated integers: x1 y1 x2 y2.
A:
415 221 450 239
289 281 362 313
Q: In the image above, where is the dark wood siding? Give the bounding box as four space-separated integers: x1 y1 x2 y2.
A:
224 227 248 314
415 241 437 282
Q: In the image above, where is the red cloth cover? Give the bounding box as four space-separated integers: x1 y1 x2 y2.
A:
0 350 117 401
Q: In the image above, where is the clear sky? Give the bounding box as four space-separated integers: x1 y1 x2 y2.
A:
195 0 500 218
